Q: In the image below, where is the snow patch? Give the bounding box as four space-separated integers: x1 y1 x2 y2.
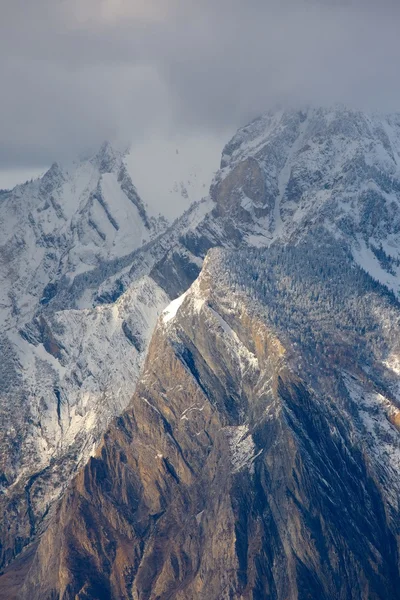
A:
245 232 272 248
208 306 259 373
180 403 206 421
226 425 256 473
352 238 400 295
385 354 400 376
162 291 188 324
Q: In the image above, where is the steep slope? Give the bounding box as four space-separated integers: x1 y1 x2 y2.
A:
3 104 400 582
0 135 220 572
0 143 166 571
10 239 400 600
0 174 214 573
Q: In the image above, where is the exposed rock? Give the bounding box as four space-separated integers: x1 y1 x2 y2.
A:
6 244 400 599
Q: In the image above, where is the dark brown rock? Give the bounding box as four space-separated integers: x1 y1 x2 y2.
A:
4 251 399 600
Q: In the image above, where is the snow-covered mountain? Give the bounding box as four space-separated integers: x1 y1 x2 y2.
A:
214 106 400 286
0 142 167 571
0 142 155 326
0 134 222 575
2 105 400 588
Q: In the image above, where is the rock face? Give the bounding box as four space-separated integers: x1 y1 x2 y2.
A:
9 241 400 600
2 106 400 594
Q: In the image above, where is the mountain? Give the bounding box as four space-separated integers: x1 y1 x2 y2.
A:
0 142 153 322
0 142 168 573
153 106 400 297
10 237 400 599
1 105 400 597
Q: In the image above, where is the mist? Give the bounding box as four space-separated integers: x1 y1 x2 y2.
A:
1 0 400 170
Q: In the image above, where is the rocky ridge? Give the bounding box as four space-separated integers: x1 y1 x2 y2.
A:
11 240 400 599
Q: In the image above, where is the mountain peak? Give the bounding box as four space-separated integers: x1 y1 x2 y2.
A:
91 140 124 174
39 161 65 195
211 104 400 295
221 104 400 169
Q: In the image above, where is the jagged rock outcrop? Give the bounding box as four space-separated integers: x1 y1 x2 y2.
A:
5 240 400 599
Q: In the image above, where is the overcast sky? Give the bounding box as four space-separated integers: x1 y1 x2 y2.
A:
1 0 400 184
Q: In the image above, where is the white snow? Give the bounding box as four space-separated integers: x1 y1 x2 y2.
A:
0 145 154 328
274 111 310 237
384 354 400 376
180 403 206 421
185 278 207 314
226 425 256 473
208 306 259 373
3 275 170 492
344 374 400 491
352 238 400 295
245 232 272 247
99 172 148 254
4 105 400 547
162 291 188 323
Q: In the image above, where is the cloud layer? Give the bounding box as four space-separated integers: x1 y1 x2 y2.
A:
2 0 400 167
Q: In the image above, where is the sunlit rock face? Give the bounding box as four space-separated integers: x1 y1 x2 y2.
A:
9 241 400 600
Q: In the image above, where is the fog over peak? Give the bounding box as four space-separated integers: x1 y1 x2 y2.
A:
1 0 400 173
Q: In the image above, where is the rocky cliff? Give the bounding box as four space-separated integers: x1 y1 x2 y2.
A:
5 239 400 599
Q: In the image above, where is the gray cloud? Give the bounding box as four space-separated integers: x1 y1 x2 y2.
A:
1 0 400 168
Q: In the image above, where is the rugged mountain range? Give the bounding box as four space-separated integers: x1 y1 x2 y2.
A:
1 106 400 598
